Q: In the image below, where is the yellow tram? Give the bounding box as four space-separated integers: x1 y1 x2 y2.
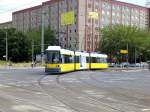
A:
45 46 108 73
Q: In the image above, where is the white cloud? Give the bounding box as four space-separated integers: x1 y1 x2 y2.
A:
0 12 12 23
0 0 47 23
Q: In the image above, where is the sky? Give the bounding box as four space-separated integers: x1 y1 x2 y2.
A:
0 0 147 23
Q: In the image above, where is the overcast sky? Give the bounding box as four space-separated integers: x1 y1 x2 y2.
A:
0 0 146 23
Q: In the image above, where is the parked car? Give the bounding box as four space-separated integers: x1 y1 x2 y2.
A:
129 63 136 67
109 63 115 67
119 62 130 67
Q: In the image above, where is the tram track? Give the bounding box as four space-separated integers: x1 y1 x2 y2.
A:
0 75 57 112
0 74 82 112
36 74 120 112
37 75 82 112
77 71 150 109
0 74 80 112
88 71 150 106
55 74 126 112
46 71 150 112
0 70 150 112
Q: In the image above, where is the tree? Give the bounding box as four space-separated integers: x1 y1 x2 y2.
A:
98 24 150 63
44 28 59 49
26 29 41 55
26 27 58 60
0 29 6 60
0 28 30 62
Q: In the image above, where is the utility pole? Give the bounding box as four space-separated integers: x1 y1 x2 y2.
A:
6 31 8 65
32 39 34 65
41 8 45 65
135 48 136 64
126 43 129 63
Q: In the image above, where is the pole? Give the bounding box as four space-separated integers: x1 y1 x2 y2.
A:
41 8 45 65
135 48 136 64
6 31 8 64
32 40 34 64
126 43 129 63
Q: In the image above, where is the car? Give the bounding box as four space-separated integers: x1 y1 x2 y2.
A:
129 63 136 67
120 62 130 67
109 63 115 67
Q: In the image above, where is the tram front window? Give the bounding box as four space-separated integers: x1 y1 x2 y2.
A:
46 51 60 64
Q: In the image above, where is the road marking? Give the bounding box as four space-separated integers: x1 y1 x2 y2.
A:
61 78 80 83
106 97 118 102
142 109 150 111
0 84 10 88
50 106 73 112
83 90 105 98
11 105 48 112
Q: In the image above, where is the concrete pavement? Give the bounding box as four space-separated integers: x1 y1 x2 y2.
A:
0 68 149 112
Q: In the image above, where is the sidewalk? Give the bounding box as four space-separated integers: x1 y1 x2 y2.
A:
0 66 45 70
109 67 149 72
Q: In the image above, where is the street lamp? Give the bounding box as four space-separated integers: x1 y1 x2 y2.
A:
41 7 46 65
4 27 8 65
6 31 8 63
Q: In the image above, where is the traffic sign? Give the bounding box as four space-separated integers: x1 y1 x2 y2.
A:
120 50 128 54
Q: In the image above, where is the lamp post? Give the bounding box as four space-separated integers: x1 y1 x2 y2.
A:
41 8 46 65
126 43 129 63
31 39 34 67
6 31 8 63
4 27 8 65
134 48 136 64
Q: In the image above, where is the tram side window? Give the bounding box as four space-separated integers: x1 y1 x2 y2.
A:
75 56 79 63
94 58 107 63
96 58 101 63
91 57 97 63
98 58 107 63
102 58 107 63
86 57 90 63
64 55 73 63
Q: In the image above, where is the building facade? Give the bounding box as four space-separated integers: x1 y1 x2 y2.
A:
12 0 150 51
12 5 42 32
0 21 12 29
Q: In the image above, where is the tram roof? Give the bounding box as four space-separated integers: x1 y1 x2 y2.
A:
46 46 107 57
46 46 61 51
90 53 107 58
61 49 74 55
75 51 89 56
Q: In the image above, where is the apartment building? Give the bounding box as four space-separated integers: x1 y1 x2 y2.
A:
0 21 12 29
12 0 150 51
12 5 42 32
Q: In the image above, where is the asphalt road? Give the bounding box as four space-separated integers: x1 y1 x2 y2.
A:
0 68 150 112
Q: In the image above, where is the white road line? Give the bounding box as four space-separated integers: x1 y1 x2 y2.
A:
142 109 150 111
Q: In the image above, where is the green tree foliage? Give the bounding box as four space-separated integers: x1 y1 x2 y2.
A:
98 24 150 62
0 28 30 62
44 28 59 49
0 27 57 62
26 30 41 55
26 27 58 57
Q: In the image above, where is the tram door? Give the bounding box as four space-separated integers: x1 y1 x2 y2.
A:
80 55 87 69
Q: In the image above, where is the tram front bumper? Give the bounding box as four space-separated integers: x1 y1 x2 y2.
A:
45 68 61 73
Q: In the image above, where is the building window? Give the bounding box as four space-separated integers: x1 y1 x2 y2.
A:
88 4 92 8
95 20 98 24
88 18 91 23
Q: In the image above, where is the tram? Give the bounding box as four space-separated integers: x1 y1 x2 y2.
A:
45 46 108 73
